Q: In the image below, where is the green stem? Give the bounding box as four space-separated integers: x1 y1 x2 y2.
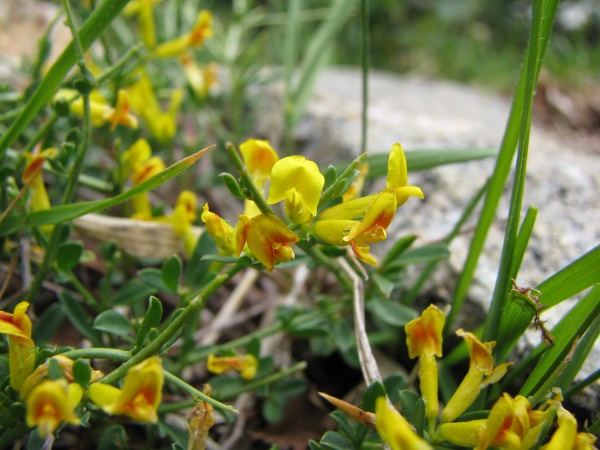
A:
318 153 367 208
360 0 369 153
226 143 274 216
65 270 100 309
100 263 243 384
21 115 58 155
296 241 352 292
163 371 238 415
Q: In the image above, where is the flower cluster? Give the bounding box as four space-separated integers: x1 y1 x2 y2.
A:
202 140 424 271
323 304 597 450
0 302 165 438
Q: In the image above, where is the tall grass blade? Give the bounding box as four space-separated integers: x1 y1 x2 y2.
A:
447 0 560 334
519 285 600 398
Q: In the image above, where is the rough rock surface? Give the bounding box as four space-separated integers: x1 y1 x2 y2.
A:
257 67 600 409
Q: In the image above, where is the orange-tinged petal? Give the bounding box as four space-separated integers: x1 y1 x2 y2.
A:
90 357 163 423
189 10 214 46
267 155 324 217
131 156 165 185
475 393 516 450
458 328 495 374
239 139 279 181
405 304 445 359
351 241 379 266
121 139 152 181
201 204 237 255
104 90 138 129
26 380 80 437
176 190 198 223
207 354 258 380
245 214 298 271
344 190 396 243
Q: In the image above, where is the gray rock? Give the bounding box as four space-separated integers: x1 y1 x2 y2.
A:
258 67 600 409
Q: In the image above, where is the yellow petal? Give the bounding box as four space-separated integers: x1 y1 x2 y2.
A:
88 383 122 411
386 143 408 190
375 397 432 450
201 204 237 255
344 190 396 243
245 215 298 271
438 419 486 447
26 380 80 437
267 155 324 216
405 304 445 359
313 219 357 245
239 139 279 180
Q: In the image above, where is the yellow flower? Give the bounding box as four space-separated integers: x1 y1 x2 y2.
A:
313 143 423 265
239 138 279 217
130 156 166 220
543 406 597 450
375 397 432 450
154 10 213 58
22 148 58 235
236 214 299 271
0 301 35 391
405 304 445 423
267 155 325 224
201 203 237 255
182 56 218 99
187 386 215 450
120 138 152 182
438 419 487 447
89 356 163 423
207 354 258 380
128 70 183 142
20 355 103 398
26 379 82 437
56 89 138 129
442 329 512 423
129 0 158 48
171 190 199 256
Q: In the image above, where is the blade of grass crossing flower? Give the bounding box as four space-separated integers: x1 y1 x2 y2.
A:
555 315 600 397
535 244 600 308
348 147 497 179
290 0 357 128
0 147 214 236
447 0 559 335
519 285 600 398
0 0 131 158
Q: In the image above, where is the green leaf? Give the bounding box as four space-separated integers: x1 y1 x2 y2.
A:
397 390 419 425
263 395 286 423
134 296 163 349
112 279 157 306
138 268 172 292
161 255 181 293
371 273 396 298
97 425 129 450
32 303 65 342
58 292 102 345
0 0 132 157
383 244 450 270
48 358 64 380
319 431 355 450
56 241 83 272
0 147 214 236
351 147 498 179
185 232 217 288
360 381 386 413
510 207 538 279
220 173 245 199
536 244 600 308
519 285 600 397
332 320 355 353
93 310 132 337
72 360 92 387
366 298 418 327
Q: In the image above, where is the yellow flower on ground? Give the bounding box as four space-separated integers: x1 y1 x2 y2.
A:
89 356 164 423
26 379 82 437
56 89 138 129
375 397 432 450
171 190 199 255
154 10 213 58
0 301 35 391
128 70 183 142
182 56 218 99
20 355 103 398
442 329 512 423
22 148 58 235
236 214 299 271
267 155 325 224
207 354 258 380
201 204 237 255
405 304 445 424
